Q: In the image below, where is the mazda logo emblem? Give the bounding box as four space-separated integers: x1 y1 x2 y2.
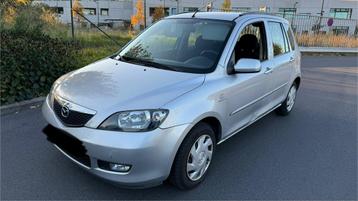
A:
61 104 70 118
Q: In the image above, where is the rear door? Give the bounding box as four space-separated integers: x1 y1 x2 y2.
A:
266 20 295 108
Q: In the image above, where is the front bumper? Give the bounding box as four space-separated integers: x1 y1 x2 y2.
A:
42 96 190 188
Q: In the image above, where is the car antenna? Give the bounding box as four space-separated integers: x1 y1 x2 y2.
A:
192 9 199 17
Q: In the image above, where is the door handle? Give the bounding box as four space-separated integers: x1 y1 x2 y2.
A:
264 66 273 74
289 57 295 62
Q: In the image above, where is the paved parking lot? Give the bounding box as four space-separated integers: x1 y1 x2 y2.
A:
1 56 357 200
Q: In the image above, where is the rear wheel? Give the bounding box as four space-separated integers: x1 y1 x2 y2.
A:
276 83 297 116
169 122 215 190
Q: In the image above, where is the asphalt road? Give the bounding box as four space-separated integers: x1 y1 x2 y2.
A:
1 56 357 200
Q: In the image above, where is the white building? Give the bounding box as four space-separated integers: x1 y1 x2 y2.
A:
36 0 358 34
34 0 133 28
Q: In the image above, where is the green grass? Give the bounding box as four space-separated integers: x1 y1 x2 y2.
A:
67 29 133 67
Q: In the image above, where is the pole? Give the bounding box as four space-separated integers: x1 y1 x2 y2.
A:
97 0 99 26
317 0 325 33
144 0 147 28
73 9 121 46
176 0 179 14
69 0 74 39
291 2 298 25
163 0 166 16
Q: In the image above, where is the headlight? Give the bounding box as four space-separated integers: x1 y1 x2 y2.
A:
49 72 72 106
49 81 60 107
98 110 169 132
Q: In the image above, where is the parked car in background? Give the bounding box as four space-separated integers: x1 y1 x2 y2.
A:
42 12 301 189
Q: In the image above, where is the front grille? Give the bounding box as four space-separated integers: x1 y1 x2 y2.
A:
43 124 91 167
53 98 94 127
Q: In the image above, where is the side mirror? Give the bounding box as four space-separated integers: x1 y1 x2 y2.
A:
234 58 261 73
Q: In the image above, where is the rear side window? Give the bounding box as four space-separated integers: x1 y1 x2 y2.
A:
268 21 289 56
283 23 296 50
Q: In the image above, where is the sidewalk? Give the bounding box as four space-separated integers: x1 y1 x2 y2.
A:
299 46 358 53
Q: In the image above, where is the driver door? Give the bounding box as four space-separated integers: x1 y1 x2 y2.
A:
224 20 275 136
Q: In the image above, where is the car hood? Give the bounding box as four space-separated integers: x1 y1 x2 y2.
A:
55 58 205 113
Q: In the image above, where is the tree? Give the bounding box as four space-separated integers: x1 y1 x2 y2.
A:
1 0 33 25
72 0 83 23
152 7 164 23
221 0 231 12
131 0 144 28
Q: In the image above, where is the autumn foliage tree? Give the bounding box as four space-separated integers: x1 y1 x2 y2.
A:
221 0 231 12
131 0 144 29
152 7 165 23
1 0 32 25
72 0 84 23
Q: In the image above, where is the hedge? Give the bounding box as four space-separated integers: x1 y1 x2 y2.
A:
0 30 79 104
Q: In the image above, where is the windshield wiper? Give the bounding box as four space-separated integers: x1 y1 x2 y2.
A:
120 56 179 72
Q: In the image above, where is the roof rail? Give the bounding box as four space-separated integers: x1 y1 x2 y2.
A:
231 11 283 21
238 11 279 17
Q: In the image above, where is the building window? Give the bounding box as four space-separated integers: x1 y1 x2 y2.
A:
183 7 198 12
51 7 64 15
83 8 96 15
329 8 352 19
278 8 296 18
171 7 177 15
332 26 349 35
149 7 170 16
232 7 251 12
100 8 109 16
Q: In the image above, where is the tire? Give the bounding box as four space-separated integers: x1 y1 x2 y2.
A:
169 122 216 190
276 83 297 116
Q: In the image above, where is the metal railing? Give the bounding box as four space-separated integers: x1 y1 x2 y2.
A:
209 8 358 36
276 13 357 36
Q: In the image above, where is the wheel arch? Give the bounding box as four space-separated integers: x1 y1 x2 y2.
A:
167 114 223 179
294 76 301 89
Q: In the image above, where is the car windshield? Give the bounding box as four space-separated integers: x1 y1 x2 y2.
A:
117 18 234 73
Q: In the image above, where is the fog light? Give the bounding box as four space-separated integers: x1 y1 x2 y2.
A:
109 163 131 172
98 160 131 173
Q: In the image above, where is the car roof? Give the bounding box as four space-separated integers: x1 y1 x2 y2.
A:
166 11 288 23
166 12 242 21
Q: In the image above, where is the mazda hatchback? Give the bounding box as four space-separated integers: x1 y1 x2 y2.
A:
42 12 301 189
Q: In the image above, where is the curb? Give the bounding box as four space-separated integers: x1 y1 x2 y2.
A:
299 47 358 54
0 97 46 116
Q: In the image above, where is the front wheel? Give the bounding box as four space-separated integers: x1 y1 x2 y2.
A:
276 83 297 116
169 122 215 190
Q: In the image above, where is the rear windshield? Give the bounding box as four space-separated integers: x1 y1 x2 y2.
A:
117 18 234 73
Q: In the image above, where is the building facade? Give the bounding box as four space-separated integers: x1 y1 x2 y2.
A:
35 0 358 34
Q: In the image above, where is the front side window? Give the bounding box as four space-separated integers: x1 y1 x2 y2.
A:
229 21 268 67
268 21 288 56
118 19 234 73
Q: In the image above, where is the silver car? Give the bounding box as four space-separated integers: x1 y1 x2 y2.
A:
42 12 301 189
